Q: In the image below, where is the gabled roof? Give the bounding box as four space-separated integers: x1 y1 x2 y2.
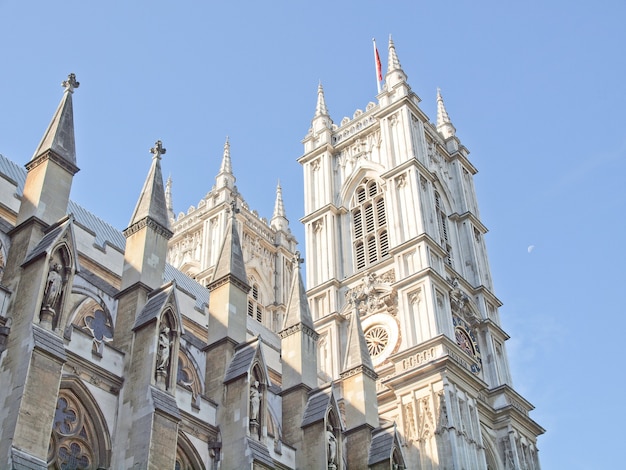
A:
368 423 406 467
301 383 342 428
133 283 182 331
22 216 79 270
223 337 267 384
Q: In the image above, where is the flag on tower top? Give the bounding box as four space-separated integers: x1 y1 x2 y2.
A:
373 38 382 93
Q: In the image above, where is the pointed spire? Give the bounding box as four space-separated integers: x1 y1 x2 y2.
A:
282 253 315 332
30 73 80 169
384 35 408 90
343 297 375 374
165 174 175 222
216 136 236 189
436 88 457 139
311 82 333 134
270 180 289 231
127 140 172 232
208 200 249 291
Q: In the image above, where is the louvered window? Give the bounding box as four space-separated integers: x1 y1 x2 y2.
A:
351 179 389 270
248 283 264 324
435 190 453 266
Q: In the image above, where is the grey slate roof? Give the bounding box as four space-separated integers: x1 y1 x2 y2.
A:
150 386 181 420
223 339 258 384
0 153 126 251
133 285 173 330
246 437 274 468
22 222 65 265
0 153 26 188
164 263 208 311
77 268 119 298
368 426 395 465
301 385 333 427
32 324 67 361
69 200 125 250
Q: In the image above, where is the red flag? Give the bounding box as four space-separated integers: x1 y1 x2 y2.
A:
375 44 382 81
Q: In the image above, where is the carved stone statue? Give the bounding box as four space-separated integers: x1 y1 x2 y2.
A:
156 327 171 371
43 263 63 310
250 380 261 421
326 425 337 465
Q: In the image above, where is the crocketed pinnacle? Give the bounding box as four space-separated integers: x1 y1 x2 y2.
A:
127 140 171 233
216 137 236 189
30 73 80 168
436 88 456 139
220 137 232 174
315 82 329 117
387 35 403 73
271 180 289 231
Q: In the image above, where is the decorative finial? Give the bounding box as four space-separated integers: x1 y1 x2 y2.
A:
62 73 80 93
150 140 166 160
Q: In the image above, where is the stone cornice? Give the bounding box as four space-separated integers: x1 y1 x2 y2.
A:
206 274 250 293
26 149 80 176
123 216 173 240
340 364 378 381
278 322 319 341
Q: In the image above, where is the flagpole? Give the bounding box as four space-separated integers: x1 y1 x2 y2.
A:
372 38 382 94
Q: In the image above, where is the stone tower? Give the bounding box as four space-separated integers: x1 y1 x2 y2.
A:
299 37 544 469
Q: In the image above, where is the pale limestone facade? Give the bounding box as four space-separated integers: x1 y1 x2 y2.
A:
300 39 543 469
0 38 542 470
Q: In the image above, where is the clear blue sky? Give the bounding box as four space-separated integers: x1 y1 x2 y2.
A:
1 1 624 468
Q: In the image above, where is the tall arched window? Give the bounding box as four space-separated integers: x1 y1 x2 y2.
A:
351 180 389 270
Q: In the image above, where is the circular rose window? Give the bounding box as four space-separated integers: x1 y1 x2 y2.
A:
365 325 389 357
362 313 399 366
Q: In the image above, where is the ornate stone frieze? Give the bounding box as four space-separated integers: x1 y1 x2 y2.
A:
346 270 396 316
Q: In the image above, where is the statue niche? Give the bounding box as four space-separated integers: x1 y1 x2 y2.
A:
249 367 265 440
40 253 70 330
155 315 175 390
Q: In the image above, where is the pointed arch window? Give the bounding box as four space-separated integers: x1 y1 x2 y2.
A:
48 387 110 469
351 180 389 270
